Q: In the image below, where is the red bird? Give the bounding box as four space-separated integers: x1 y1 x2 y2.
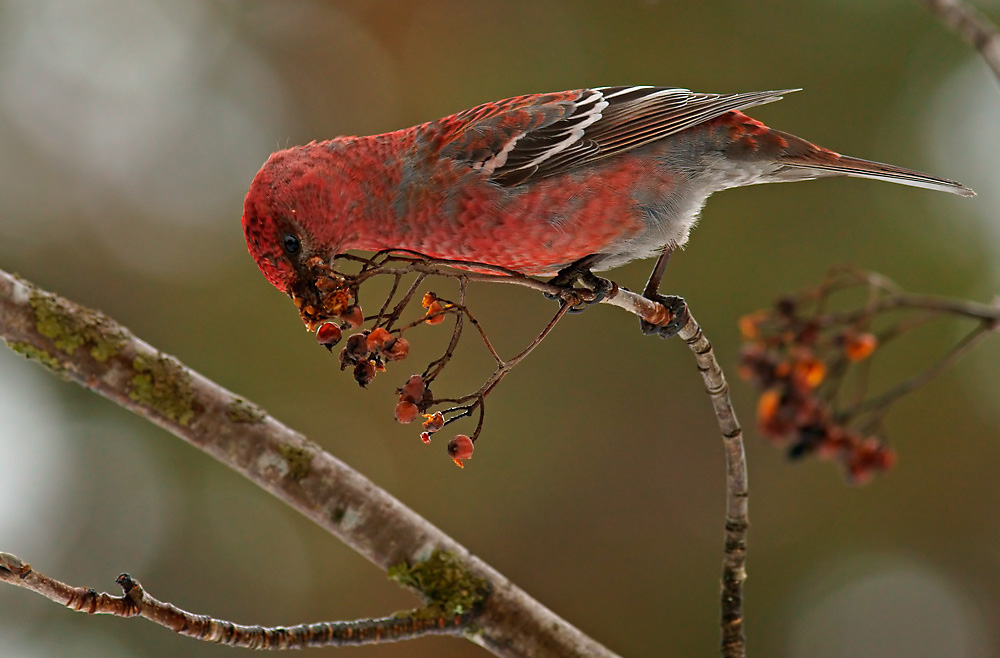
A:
242 87 973 327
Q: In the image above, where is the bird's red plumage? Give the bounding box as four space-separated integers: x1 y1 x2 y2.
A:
242 86 973 296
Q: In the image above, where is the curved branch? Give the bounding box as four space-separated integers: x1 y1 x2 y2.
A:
599 287 748 657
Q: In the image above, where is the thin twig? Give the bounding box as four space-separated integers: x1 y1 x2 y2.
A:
600 281 748 658
0 553 468 649
673 312 748 658
839 323 992 422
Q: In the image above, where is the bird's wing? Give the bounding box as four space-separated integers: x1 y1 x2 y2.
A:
435 86 798 187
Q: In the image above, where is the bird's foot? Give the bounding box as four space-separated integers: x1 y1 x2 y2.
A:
544 258 611 313
640 294 689 339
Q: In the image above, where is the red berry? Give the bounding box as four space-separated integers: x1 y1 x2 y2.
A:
448 434 474 460
420 431 432 444
399 374 425 404
395 400 419 424
315 321 343 349
340 304 364 329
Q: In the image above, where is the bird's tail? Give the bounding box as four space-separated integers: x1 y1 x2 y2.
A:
775 132 975 197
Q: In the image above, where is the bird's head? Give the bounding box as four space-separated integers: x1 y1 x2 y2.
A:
242 143 357 326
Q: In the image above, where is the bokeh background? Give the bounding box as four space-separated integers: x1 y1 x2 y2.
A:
1 1 998 657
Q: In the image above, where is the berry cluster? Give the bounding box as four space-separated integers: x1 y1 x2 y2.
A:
738 301 895 484
293 256 356 331
306 279 477 468
289 252 585 470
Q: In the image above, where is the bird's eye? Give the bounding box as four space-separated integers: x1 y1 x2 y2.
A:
282 234 301 255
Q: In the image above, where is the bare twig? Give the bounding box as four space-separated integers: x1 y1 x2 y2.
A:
0 553 469 649
925 0 1000 81
596 284 748 656
678 313 748 658
840 322 993 427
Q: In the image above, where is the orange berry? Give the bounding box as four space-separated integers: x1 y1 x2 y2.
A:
366 327 392 352
421 292 438 308
756 388 794 440
793 356 826 389
845 332 878 362
383 336 410 361
757 389 781 425
422 411 444 433
395 400 419 424
448 434 474 461
420 431 432 444
424 300 446 325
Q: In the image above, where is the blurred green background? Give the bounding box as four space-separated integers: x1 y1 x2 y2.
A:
1 1 998 657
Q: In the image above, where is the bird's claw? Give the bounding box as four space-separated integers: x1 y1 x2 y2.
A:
545 259 611 313
640 294 689 339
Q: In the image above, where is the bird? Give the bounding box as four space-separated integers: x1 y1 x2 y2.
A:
242 86 974 333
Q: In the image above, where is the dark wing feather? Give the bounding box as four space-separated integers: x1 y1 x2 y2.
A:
438 86 798 187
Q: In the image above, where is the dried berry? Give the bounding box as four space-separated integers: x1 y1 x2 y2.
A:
422 411 444 433
315 322 343 349
382 336 410 361
395 400 419 424
340 333 370 369
320 287 353 317
353 360 376 387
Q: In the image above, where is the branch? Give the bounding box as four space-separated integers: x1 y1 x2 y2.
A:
0 553 468 649
0 268 621 658
599 286 748 657
924 0 1000 81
